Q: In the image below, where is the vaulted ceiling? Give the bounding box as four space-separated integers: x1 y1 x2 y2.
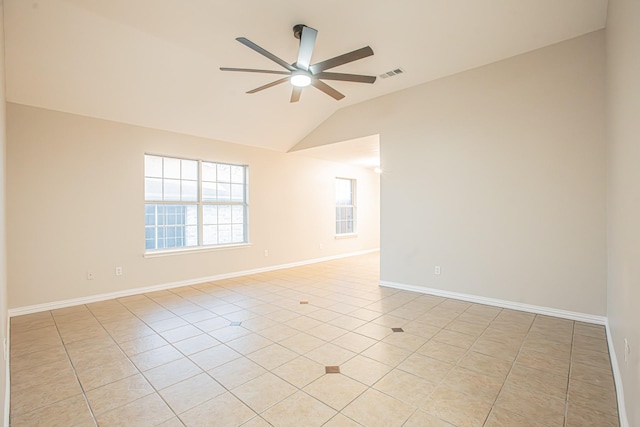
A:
4 0 607 152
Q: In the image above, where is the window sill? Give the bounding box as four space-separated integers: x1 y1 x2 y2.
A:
335 233 358 239
144 243 253 258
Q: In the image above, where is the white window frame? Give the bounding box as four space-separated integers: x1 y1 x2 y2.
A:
335 177 357 236
144 154 249 253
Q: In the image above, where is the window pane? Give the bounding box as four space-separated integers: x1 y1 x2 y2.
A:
182 159 198 180
145 178 162 201
202 162 216 182
145 227 155 239
145 156 249 251
231 184 244 202
164 209 173 225
203 225 218 245
336 207 354 221
145 211 155 226
163 179 181 201
218 205 231 224
217 183 231 201
231 165 244 184
202 182 216 201
336 178 356 235
185 225 198 246
203 205 217 224
157 205 165 225
232 205 244 224
217 164 231 182
165 235 177 248
336 178 353 205
186 205 198 226
182 180 197 202
219 225 232 244
341 207 353 221
145 155 163 178
164 157 181 179
232 224 244 243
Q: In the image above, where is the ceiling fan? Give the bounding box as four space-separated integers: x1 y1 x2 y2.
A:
220 24 376 103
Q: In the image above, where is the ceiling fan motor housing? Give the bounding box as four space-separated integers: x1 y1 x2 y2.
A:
293 24 307 40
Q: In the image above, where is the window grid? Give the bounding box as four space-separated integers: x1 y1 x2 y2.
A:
336 178 356 235
144 154 248 251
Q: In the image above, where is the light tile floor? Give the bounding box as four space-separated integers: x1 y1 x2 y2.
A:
9 254 620 426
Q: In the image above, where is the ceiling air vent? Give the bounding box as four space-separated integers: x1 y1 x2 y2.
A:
379 68 405 79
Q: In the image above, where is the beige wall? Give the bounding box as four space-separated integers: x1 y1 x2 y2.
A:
1 0 8 423
6 104 380 309
605 0 640 424
299 32 607 315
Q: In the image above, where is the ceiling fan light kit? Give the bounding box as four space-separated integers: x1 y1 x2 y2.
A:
290 71 312 87
220 24 376 102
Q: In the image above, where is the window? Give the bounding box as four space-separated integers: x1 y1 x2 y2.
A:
336 178 356 235
144 154 248 251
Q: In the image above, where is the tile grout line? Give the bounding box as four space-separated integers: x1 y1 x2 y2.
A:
481 312 538 426
9 255 619 427
563 321 576 427
417 302 499 426
50 308 100 427
113 294 245 426
86 298 181 426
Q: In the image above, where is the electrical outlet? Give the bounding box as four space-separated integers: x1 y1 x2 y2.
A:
264 249 269 257
115 267 123 276
319 243 324 250
435 266 441 275
3 338 7 361
624 338 630 363
87 271 95 280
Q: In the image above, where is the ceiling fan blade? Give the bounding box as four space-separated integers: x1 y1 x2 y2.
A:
309 46 374 74
236 37 296 72
311 79 345 100
220 67 290 75
315 72 376 84
296 26 317 71
246 77 290 94
290 87 302 103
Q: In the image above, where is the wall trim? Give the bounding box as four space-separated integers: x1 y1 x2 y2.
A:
8 249 380 317
605 321 630 427
3 318 9 427
379 280 607 325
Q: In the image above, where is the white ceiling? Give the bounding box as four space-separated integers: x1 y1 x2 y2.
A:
4 0 607 154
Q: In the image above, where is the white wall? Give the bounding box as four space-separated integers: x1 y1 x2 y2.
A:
5 104 380 309
297 31 607 316
605 0 640 424
0 1 9 423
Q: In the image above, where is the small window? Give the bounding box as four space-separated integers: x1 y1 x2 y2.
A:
144 154 248 251
336 178 356 235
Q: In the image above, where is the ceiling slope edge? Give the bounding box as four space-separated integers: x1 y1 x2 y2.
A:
289 28 606 153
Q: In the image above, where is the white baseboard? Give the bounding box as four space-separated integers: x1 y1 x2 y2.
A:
8 249 379 317
605 321 630 427
379 280 607 325
3 318 9 427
